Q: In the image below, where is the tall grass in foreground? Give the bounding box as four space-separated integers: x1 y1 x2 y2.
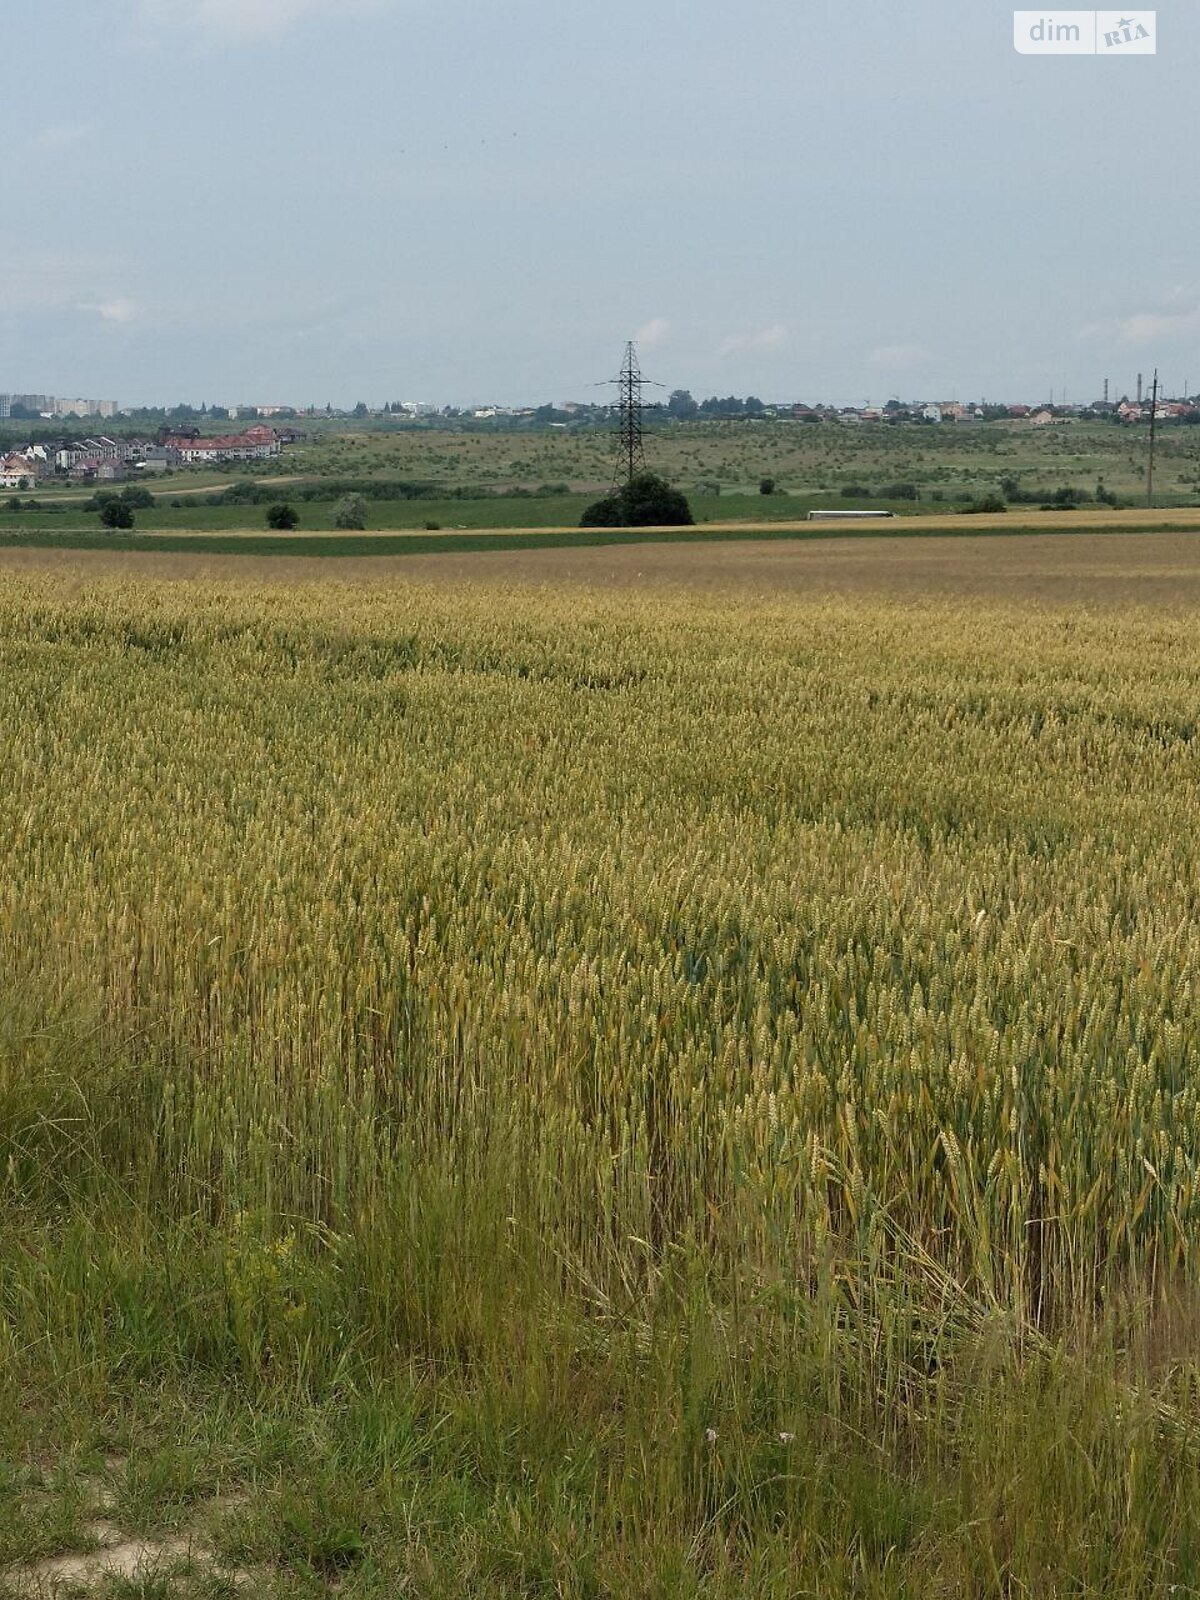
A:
2 574 1200 1595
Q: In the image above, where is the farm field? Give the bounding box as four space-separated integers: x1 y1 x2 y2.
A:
4 503 1200 573
4 542 1200 1596
7 525 1200 608
5 417 1200 539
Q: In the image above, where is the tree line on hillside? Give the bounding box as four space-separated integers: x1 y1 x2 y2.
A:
665 391 768 419
215 479 573 505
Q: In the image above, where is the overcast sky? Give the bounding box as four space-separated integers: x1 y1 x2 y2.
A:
1 0 1192 407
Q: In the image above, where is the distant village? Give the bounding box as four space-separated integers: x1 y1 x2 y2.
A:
0 395 306 491
0 427 303 492
1 385 1193 493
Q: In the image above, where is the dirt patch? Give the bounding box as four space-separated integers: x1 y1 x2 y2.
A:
4 1488 255 1597
13 1523 197 1592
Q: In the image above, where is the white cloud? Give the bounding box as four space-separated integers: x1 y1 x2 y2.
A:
1117 308 1200 344
717 323 788 358
868 342 931 371
1077 291 1200 347
35 123 93 151
0 254 126 314
141 0 384 40
78 298 140 325
634 317 670 348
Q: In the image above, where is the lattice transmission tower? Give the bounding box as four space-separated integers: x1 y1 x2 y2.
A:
612 340 646 489
593 340 665 488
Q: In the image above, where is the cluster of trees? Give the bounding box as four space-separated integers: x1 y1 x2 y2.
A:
666 391 768 420
840 482 919 501
262 495 366 531
220 478 442 506
579 474 693 528
90 486 156 530
997 476 1119 508
215 478 573 509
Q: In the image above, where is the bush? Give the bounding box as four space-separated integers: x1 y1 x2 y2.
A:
87 486 156 514
579 495 623 527
423 519 441 530
1051 485 1090 508
99 501 134 529
266 503 299 530
4 496 20 513
333 495 367 531
759 476 776 496
964 493 1007 514
580 473 694 528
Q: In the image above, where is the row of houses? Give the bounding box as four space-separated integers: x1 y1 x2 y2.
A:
1115 399 1195 424
0 425 287 489
801 399 1200 426
165 426 283 465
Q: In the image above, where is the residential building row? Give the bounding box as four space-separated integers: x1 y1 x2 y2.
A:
0 425 289 489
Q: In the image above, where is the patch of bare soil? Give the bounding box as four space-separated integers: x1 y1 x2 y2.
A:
13 1524 196 1592
4 1481 255 1598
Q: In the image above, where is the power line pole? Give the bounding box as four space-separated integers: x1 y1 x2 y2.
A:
1147 368 1159 507
614 341 646 490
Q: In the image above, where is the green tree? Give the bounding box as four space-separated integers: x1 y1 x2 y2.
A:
759 476 776 495
266 503 299 530
99 500 134 529
333 494 367 531
580 473 694 528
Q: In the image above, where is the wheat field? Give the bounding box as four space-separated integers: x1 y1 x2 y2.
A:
3 564 1200 1597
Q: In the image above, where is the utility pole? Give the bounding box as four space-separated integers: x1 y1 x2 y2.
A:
1147 368 1159 507
613 341 646 490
